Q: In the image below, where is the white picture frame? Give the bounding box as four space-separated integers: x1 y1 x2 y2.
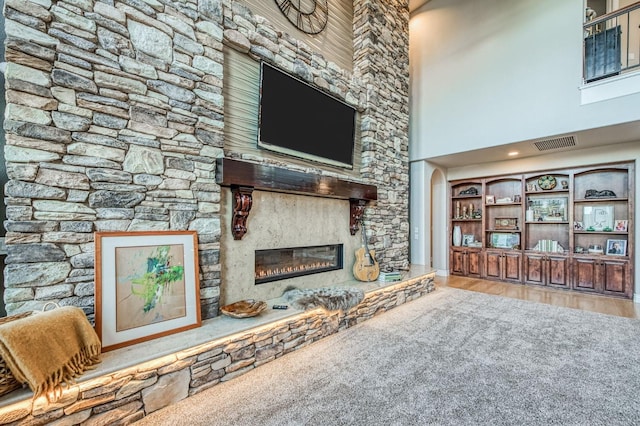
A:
614 219 628 232
606 239 627 256
583 205 614 231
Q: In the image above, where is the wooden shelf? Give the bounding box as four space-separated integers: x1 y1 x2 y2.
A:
574 197 628 203
216 158 377 200
452 195 482 199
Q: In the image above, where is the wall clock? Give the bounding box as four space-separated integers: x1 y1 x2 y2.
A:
274 0 329 35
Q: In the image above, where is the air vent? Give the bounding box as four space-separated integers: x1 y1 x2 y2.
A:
533 136 576 151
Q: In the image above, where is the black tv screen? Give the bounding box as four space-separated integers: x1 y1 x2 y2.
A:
258 62 356 169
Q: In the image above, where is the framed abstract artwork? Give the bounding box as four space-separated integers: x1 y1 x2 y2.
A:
95 231 201 351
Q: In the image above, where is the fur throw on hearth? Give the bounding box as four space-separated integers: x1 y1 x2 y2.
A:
282 287 365 312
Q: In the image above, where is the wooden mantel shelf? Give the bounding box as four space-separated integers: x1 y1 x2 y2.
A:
215 158 378 239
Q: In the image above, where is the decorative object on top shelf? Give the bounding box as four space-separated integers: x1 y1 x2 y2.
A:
561 180 569 189
606 239 627 256
513 195 522 203
526 183 538 192
583 205 613 231
584 189 617 199
537 175 557 190
458 187 478 196
274 0 329 35
615 220 628 232
533 240 564 253
494 217 518 230
485 195 495 204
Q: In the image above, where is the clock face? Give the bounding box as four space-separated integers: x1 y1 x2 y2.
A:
275 0 329 35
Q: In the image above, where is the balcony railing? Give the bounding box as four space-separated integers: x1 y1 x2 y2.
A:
583 2 640 82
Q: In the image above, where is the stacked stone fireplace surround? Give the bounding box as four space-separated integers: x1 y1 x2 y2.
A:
0 0 417 422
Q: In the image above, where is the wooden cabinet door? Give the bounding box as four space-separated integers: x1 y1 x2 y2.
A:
503 252 522 282
467 250 482 277
451 250 465 275
524 254 545 285
572 258 600 292
547 256 569 288
484 251 502 280
601 259 630 296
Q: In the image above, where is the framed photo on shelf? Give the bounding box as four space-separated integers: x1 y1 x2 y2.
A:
462 234 475 246
606 239 627 256
485 195 495 204
582 205 614 231
95 231 202 351
491 233 520 249
528 197 567 222
614 219 628 232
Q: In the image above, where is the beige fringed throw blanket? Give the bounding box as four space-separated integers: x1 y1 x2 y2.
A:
0 306 101 399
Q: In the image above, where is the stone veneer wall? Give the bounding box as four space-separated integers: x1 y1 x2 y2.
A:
2 0 410 319
0 273 435 424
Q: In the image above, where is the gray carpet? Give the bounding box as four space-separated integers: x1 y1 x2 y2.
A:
136 286 640 425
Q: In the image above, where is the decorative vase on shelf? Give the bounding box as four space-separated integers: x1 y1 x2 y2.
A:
453 225 462 247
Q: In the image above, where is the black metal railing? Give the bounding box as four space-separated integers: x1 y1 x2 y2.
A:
584 2 640 82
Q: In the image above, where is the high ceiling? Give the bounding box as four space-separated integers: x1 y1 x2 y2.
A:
406 0 640 168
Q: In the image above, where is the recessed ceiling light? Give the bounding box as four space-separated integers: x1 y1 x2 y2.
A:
508 151 519 156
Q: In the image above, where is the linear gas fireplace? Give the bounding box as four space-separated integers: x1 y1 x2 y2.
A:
255 244 343 284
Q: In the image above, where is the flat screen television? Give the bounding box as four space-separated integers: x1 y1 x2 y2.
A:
258 62 356 169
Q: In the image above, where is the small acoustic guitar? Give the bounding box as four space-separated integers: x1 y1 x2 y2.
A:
353 220 380 282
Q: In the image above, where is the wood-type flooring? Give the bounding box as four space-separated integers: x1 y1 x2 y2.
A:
436 275 640 319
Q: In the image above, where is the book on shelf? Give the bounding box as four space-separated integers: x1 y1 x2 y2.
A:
379 271 403 282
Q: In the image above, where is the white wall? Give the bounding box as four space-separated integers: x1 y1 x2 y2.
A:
409 0 640 161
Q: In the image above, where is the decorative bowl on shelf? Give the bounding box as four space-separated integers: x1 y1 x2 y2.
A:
221 300 267 318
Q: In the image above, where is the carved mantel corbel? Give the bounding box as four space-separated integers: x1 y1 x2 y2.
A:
349 199 368 235
231 185 253 240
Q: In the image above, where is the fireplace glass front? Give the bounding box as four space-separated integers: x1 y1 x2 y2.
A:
255 244 343 284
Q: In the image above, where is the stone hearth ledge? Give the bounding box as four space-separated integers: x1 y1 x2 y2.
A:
0 266 435 424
